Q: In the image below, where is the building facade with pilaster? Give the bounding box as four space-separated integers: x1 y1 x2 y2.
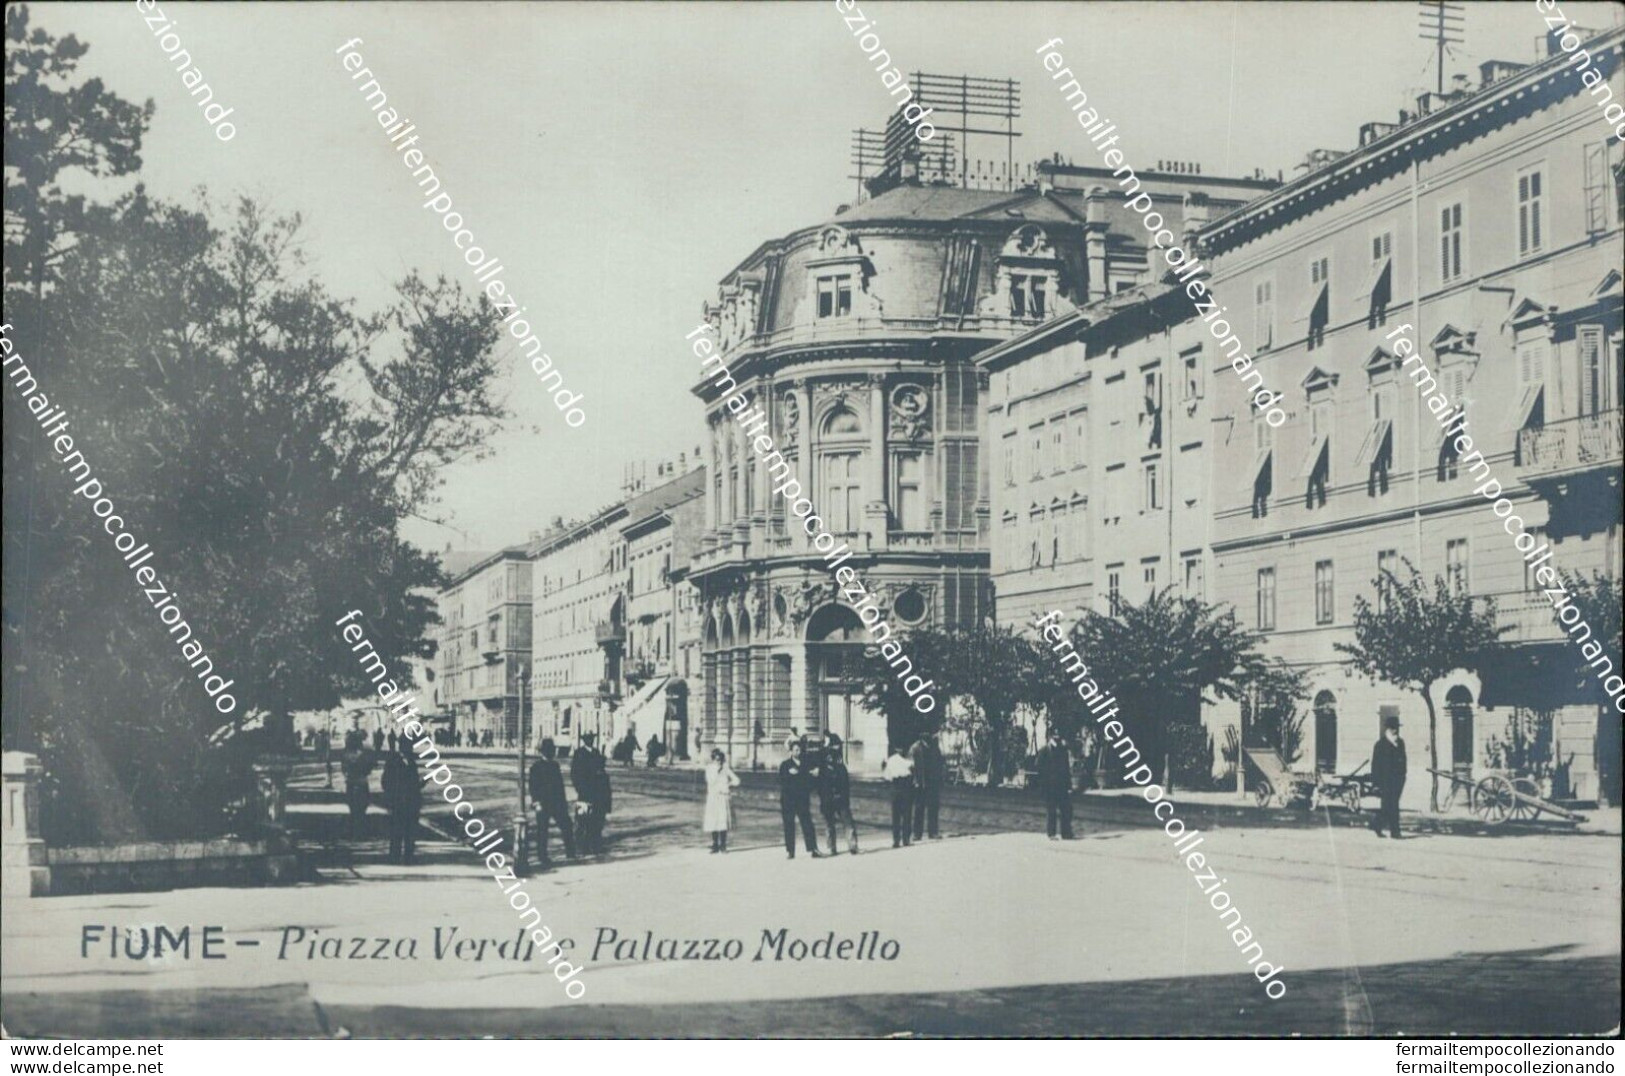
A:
434 546 534 746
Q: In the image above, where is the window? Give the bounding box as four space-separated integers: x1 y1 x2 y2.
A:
1305 399 1331 509
1254 279 1275 351
816 274 853 319
1002 433 1017 487
1030 426 1044 478
1578 325 1606 417
822 451 863 532
1440 201 1464 283
1315 560 1335 625
1368 229 1393 328
1050 418 1066 474
1517 339 1547 391
1307 256 1330 349
1010 274 1047 320
1376 549 1398 615
1104 463 1126 522
1070 411 1088 470
1183 554 1205 600
1141 369 1163 449
1516 167 1544 256
1142 459 1162 512
1582 141 1621 233
1106 566 1123 616
1181 347 1203 402
1142 559 1158 598
1256 568 1277 631
1446 538 1470 596
893 451 926 530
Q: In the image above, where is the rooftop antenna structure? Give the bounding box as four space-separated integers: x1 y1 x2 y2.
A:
1418 1 1465 95
849 128 886 202
906 73 1021 191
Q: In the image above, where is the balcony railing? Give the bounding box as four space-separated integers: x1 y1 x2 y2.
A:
594 620 625 646
1517 412 1622 477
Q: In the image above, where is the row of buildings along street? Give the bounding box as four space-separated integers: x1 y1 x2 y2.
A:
383 30 1625 813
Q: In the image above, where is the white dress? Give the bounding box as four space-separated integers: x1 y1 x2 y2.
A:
702 763 740 833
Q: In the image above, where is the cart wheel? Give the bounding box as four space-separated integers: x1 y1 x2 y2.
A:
1510 778 1540 822
1255 780 1274 808
1473 775 1515 825
1342 785 1363 814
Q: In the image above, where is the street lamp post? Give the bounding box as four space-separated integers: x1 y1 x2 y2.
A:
516 662 531 875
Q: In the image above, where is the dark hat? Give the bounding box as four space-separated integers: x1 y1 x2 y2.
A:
1382 714 1401 730
580 731 598 744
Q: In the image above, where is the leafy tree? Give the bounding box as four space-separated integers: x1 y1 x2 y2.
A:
857 624 1045 786
3 5 152 305
1069 588 1277 792
1336 560 1509 811
3 181 510 839
856 625 952 752
1559 571 1622 806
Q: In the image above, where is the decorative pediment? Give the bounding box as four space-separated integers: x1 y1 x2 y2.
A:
1591 268 1622 298
1301 365 1340 395
1429 323 1478 356
1000 224 1059 263
977 224 1077 321
1365 346 1403 377
1505 295 1556 332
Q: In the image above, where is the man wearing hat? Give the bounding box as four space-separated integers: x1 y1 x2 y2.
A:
570 731 612 855
1369 714 1407 839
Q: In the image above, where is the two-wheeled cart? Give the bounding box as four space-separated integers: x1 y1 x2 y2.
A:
1426 767 1588 826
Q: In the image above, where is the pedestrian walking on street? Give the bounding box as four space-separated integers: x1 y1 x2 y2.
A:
647 734 666 768
380 740 422 864
1036 729 1075 840
909 731 944 841
777 740 820 858
816 741 859 855
703 748 741 853
341 740 375 840
882 744 914 847
571 731 613 856
1370 715 1408 839
528 738 577 868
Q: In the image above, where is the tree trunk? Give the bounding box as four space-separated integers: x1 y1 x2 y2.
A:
986 721 1003 788
1423 684 1440 813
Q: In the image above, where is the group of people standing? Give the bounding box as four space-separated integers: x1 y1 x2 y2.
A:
526 730 613 868
332 728 424 864
700 732 950 858
880 734 946 848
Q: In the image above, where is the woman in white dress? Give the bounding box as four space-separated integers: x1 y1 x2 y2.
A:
703 748 741 853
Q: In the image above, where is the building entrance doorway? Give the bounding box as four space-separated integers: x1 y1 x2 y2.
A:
808 605 886 771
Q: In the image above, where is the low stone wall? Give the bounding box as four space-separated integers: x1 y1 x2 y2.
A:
47 836 301 895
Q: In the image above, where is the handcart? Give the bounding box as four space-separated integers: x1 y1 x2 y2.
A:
1426 767 1588 826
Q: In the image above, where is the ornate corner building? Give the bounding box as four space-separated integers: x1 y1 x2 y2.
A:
687 153 1267 771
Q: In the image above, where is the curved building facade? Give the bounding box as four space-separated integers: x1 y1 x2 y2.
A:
690 180 1114 771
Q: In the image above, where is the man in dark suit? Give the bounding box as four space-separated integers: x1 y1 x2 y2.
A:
528 738 577 867
778 740 821 859
909 731 945 840
1370 714 1408 839
379 740 422 864
1035 729 1075 840
570 732 612 855
816 742 858 856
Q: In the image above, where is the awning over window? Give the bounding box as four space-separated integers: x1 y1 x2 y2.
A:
1361 258 1392 296
1356 419 1392 466
1239 448 1272 491
1507 384 1545 431
1297 434 1329 479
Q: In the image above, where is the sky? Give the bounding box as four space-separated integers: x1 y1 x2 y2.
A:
28 0 1625 556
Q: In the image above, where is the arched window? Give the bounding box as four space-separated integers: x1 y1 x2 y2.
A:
819 406 866 534
1313 691 1338 773
1447 685 1475 771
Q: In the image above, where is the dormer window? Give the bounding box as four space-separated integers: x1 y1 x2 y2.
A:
817 274 853 319
982 225 1072 324
1010 274 1048 320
